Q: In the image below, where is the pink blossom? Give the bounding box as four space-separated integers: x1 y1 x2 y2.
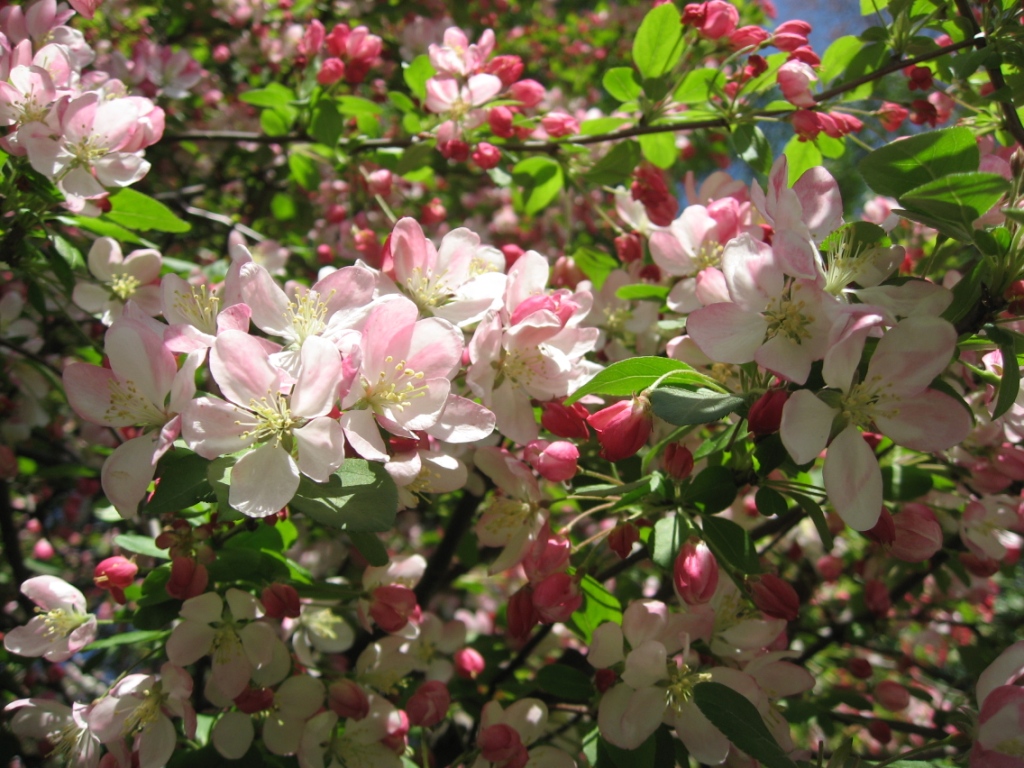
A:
749 573 800 620
3 576 97 662
429 27 495 76
532 572 582 623
72 237 162 325
6 699 100 768
587 395 653 462
890 503 943 562
541 111 579 138
874 680 910 711
406 681 450 727
772 19 811 51
524 439 579 482
777 59 818 107
454 647 486 679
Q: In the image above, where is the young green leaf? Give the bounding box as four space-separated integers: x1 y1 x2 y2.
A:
106 189 191 233
693 682 799 768
565 357 714 405
649 388 745 426
633 3 684 81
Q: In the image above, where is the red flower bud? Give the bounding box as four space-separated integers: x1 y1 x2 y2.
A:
166 557 208 601
317 57 346 85
261 583 301 619
524 440 579 483
472 141 502 170
595 668 618 693
484 55 524 87
478 724 524 764
234 686 275 714
507 585 539 641
509 79 545 107
874 680 910 711
541 400 591 440
749 573 800 621
868 719 892 744
94 556 138 604
328 679 370 720
532 572 583 624
663 443 694 480
607 523 640 560
407 681 450 727
848 657 873 679
890 503 942 563
864 507 896 547
748 389 789 437
864 579 891 617
614 233 643 263
587 395 653 462
369 584 420 633
488 106 515 138
673 539 719 605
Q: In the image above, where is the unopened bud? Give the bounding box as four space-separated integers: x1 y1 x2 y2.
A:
874 680 910 711
261 583 301 619
607 523 640 560
749 573 800 621
454 647 486 679
748 389 789 436
328 679 370 720
406 681 450 727
890 503 942 562
673 539 719 605
94 556 138 604
663 443 694 480
864 507 896 547
507 585 539 640
532 572 583 623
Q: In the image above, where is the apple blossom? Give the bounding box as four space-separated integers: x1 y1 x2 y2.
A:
4 575 97 662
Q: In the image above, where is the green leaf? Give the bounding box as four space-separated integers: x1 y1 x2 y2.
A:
651 514 692 569
985 324 1021 419
114 534 169 560
638 130 678 169
137 565 172 606
404 55 436 101
673 68 724 103
260 108 292 137
730 124 773 177
859 127 978 200
289 459 398 532
603 67 643 102
880 464 934 501
288 152 320 190
755 487 788 517
131 601 182 631
860 0 889 12
789 492 834 551
584 140 641 186
570 575 622 644
336 96 384 116
633 3 684 81
700 516 760 574
580 117 632 135
684 466 738 514
572 246 619 291
144 451 213 516
783 135 823 186
310 99 344 146
893 207 973 242
649 387 744 426
348 531 389 566
206 548 289 583
85 630 169 651
388 91 415 113
52 234 84 272
941 258 986 328
59 215 149 245
566 357 713 405
615 283 670 302
819 36 865 83
598 731 656 768
105 189 191 233
535 664 593 702
512 157 564 216
693 682 799 768
239 83 296 110
396 142 436 176
899 172 1010 239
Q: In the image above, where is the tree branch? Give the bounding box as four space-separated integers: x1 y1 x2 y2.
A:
414 490 481 606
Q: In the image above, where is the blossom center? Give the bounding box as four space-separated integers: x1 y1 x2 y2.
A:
110 273 142 301
665 662 712 713
364 356 428 413
37 606 87 639
105 378 168 426
288 291 330 344
173 284 220 334
305 608 346 641
242 394 298 445
763 290 812 344
406 267 451 314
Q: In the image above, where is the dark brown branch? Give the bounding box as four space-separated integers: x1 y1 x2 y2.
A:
829 712 949 740
952 0 1024 146
414 491 480 606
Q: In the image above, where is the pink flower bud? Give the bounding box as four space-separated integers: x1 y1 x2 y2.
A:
864 507 896 547
94 556 138 604
874 680 910 711
261 583 301 619
454 647 486 679
439 139 470 162
631 165 678 227
890 503 942 562
329 679 370 720
663 443 694 480
748 389 790 436
684 0 739 38
166 557 209 601
904 65 933 91
301 19 326 58
868 719 892 744
33 539 54 560
483 55 524 87
489 106 515 138
878 102 908 132
608 523 640 560
848 657 873 679
749 573 800 621
595 668 618 693
960 552 1001 578
541 111 579 138
365 169 393 197
420 197 447 225
507 585 539 640
524 440 579 482
542 400 591 440
509 79 545 107
772 19 812 51
816 555 843 582
472 141 502 170
501 244 525 269
864 579 891 617
522 523 572 583
406 681 450 727
479 724 525 764
381 708 410 753
317 57 346 85
674 540 719 605
532 572 583 624
369 584 421 633
587 395 653 462
777 60 818 107
787 45 821 66
730 25 770 49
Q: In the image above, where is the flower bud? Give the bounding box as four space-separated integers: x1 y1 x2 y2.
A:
328 679 370 720
607 523 640 560
0 445 16 479
439 139 470 162
749 573 800 621
369 584 421 633
541 111 579 138
663 443 694 480
960 551 1001 578
261 583 301 619
730 25 770 49
864 579 891 616
673 540 719 605
509 79 545 107
472 142 501 170
874 680 910 711
614 233 643 264
234 686 275 714
507 585 539 640
420 197 446 226
532 572 583 623
816 555 843 582
848 657 873 679
166 556 209 601
454 647 486 679
587 395 653 462
864 507 896 547
521 523 571 583
94 556 138 604
890 503 942 562
317 57 346 85
484 55 524 87
595 668 618 693
868 719 892 744
772 19 812 51
406 681 450 727
381 708 410 754
488 106 515 138
524 440 579 482
478 724 524 764
541 400 590 440
365 169 393 197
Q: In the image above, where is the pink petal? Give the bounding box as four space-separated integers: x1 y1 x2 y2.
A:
101 432 159 518
105 319 177 408
597 683 665 750
240 263 292 337
977 640 1024 706
874 389 971 453
291 337 341 418
868 315 957 396
211 330 282 407
295 417 345 482
780 390 835 465
181 396 255 459
823 426 882 530
686 302 766 364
